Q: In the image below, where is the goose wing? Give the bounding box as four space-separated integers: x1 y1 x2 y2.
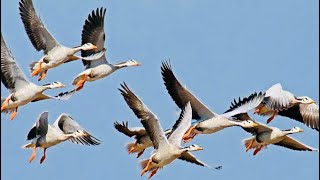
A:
52 114 100 145
167 102 192 146
278 103 319 131
119 83 170 150
27 111 48 140
19 0 59 53
179 152 209 167
81 7 107 68
262 83 295 111
31 90 75 102
161 60 216 120
274 136 318 151
113 121 147 137
222 92 265 119
1 33 30 92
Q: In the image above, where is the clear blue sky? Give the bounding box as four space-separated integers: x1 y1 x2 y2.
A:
1 0 319 180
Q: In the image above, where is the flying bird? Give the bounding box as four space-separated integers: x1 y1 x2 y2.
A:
23 111 101 164
253 83 318 131
119 83 221 179
1 33 72 120
161 60 261 143
242 121 318 155
19 0 100 81
72 7 141 91
114 121 171 158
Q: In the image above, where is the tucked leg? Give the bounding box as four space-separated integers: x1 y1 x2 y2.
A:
246 139 255 152
137 149 145 158
148 168 158 179
1 94 12 111
9 107 18 120
28 146 37 163
38 70 48 81
75 74 88 91
183 132 197 143
266 111 277 124
128 142 138 154
40 148 47 164
31 61 43 77
253 145 264 156
182 126 196 140
140 159 152 176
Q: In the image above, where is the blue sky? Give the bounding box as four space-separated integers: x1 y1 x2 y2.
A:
1 0 319 180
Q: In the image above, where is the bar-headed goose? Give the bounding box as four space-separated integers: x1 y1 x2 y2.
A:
72 8 141 91
253 83 318 131
242 121 318 156
161 60 261 143
23 111 101 164
114 121 171 158
1 33 72 120
119 83 221 179
19 0 100 81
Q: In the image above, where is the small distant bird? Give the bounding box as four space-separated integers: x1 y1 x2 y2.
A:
1 33 71 120
119 83 221 179
113 121 171 158
72 7 141 91
19 0 100 81
161 60 261 143
242 121 318 155
23 112 101 164
253 83 318 131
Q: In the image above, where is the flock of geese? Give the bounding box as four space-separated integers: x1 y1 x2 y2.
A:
1 0 319 179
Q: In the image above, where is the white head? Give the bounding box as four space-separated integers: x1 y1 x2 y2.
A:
296 96 316 104
126 59 141 66
238 120 259 128
43 81 65 89
184 144 203 152
290 126 304 133
81 43 97 51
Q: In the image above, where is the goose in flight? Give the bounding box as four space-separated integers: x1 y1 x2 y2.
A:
242 121 318 155
114 121 171 158
23 111 101 164
19 0 100 81
119 83 221 179
161 60 260 142
253 83 318 131
1 33 72 120
72 7 141 91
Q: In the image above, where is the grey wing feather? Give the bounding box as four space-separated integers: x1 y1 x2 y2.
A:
179 152 208 167
31 90 75 102
222 92 265 119
81 7 107 68
264 83 295 111
168 102 192 146
278 103 319 131
53 114 100 145
113 121 146 137
119 82 169 150
1 33 30 92
274 136 318 151
161 60 216 120
19 0 59 53
27 111 48 140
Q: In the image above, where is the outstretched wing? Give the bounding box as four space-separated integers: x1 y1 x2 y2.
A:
81 7 107 68
1 33 30 93
274 136 318 151
26 111 48 140
113 121 146 137
19 0 59 53
278 103 319 131
53 114 100 145
119 82 170 150
161 60 216 121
